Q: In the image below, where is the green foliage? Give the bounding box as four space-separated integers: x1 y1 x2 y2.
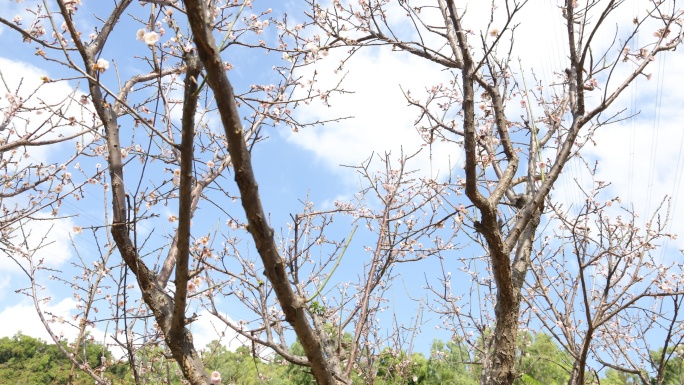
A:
375 347 418 384
372 340 480 385
515 332 571 385
601 368 639 385
425 339 478 385
275 324 361 385
203 340 293 385
0 332 126 385
0 332 66 384
129 343 183 385
281 341 316 385
518 374 542 385
308 301 326 317
649 348 684 385
3 331 683 385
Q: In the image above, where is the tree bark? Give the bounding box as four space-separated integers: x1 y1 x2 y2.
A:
181 1 344 384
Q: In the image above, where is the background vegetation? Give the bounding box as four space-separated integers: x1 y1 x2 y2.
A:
2 331 682 385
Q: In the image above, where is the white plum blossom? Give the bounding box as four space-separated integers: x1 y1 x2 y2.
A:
210 371 221 385
187 280 197 292
143 31 159 45
92 58 109 73
63 0 81 13
306 41 319 54
137 29 160 45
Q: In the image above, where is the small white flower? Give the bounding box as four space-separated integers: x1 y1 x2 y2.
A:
143 31 159 45
306 41 319 54
210 371 222 385
96 59 109 70
136 29 145 40
92 58 109 73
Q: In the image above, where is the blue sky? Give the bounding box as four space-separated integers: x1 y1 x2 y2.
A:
1 0 683 366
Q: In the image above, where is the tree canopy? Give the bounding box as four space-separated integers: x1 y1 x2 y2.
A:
1 1 683 385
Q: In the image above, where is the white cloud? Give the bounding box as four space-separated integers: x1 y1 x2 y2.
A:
189 309 247 352
549 38 684 253
0 296 122 357
0 1 39 38
285 1 639 185
0 56 94 183
0 297 79 342
0 293 244 359
582 115 684 251
288 1 684 229
0 214 77 275
287 47 461 183
0 275 10 302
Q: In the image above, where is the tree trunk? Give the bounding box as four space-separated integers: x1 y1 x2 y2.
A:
181 1 345 384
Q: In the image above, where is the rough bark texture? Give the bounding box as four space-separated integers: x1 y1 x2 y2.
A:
453 3 515 381
168 51 202 378
448 0 554 381
101 53 211 385
181 1 344 384
58 0 213 378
